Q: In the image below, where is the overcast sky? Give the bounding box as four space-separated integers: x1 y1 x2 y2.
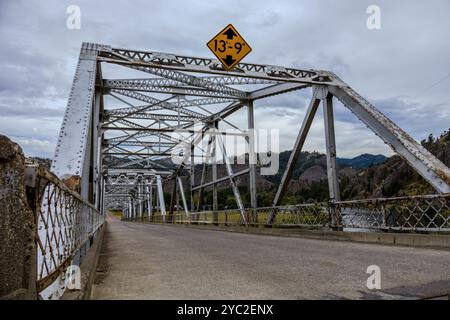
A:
1 0 449 158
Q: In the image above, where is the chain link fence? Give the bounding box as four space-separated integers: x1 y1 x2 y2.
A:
127 194 450 232
25 165 104 293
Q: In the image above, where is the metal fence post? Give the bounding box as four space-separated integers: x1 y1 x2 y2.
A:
329 202 343 231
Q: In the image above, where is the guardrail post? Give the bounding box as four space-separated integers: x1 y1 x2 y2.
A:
329 202 343 231
246 209 252 227
266 208 277 228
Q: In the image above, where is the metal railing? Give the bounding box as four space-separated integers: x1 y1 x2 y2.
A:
334 194 450 231
147 204 330 228
25 166 104 293
131 194 450 232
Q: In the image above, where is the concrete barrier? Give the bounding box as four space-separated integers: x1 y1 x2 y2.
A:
140 222 450 250
62 225 106 300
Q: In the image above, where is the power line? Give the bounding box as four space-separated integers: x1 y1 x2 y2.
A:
413 72 450 99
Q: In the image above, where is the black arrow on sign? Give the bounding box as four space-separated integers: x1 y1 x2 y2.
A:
223 55 236 67
222 27 237 39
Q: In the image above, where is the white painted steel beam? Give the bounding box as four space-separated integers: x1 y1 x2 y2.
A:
329 84 450 193
323 94 341 201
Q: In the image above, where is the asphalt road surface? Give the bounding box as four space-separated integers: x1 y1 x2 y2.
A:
91 216 450 299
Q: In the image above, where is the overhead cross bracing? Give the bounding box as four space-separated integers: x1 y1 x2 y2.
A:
51 42 450 226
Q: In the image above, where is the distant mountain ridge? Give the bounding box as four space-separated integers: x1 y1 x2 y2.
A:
337 154 387 169
264 151 387 186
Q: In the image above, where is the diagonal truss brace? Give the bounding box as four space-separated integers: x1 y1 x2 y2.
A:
328 84 450 193
214 129 247 225
103 78 242 99
267 97 321 224
110 89 205 118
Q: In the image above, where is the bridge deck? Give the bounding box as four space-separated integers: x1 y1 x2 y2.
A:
91 216 450 299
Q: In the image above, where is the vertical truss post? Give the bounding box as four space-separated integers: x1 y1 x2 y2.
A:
103 177 106 215
128 199 132 220
147 179 153 222
323 93 341 201
156 175 166 222
138 180 143 220
190 140 195 212
247 100 257 224
267 97 321 224
212 122 218 224
128 198 132 220
323 93 342 230
133 197 139 220
99 175 105 215
169 174 178 223
93 76 103 209
131 198 135 220
155 184 160 221
134 198 138 221
142 185 147 220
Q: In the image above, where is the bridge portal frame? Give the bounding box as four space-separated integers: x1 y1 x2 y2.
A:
51 42 450 227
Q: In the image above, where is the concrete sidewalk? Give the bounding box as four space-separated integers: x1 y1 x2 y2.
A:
91 216 450 299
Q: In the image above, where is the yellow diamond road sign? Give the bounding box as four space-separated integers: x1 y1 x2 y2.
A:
207 24 252 70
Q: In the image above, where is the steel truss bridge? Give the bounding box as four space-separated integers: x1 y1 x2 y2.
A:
32 42 450 298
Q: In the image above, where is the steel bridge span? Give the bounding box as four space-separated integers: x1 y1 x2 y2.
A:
29 42 450 299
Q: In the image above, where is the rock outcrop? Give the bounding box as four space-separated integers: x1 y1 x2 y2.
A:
0 135 36 299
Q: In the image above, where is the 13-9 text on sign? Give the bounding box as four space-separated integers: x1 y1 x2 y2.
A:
207 24 252 70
